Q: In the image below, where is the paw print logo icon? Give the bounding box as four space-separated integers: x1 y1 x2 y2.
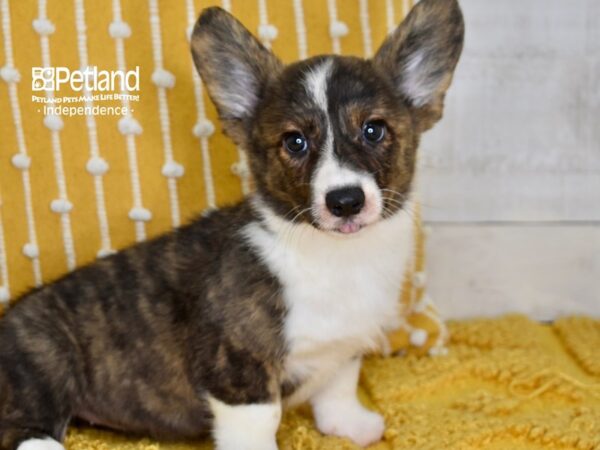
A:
32 67 54 91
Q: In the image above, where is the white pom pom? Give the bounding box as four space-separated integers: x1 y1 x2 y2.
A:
22 243 39 259
429 346 449 357
11 153 31 170
329 20 349 38
201 207 216 218
50 199 73 214
412 299 428 313
128 207 152 222
0 65 20 83
413 271 426 288
109 21 132 39
43 114 64 131
0 286 9 303
97 248 116 258
421 293 434 307
86 156 109 176
231 160 250 178
32 18 56 35
162 161 184 178
258 24 278 42
193 119 215 138
409 328 428 347
118 117 143 135
186 25 194 42
151 68 176 89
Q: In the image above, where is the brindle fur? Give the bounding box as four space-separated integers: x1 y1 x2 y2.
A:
0 204 286 448
0 1 463 448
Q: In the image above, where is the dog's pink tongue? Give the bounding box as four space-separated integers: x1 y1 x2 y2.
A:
339 222 361 234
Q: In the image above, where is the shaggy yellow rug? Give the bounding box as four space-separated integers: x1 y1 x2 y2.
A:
64 314 600 450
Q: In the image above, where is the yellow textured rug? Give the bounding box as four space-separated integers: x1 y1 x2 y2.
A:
64 315 600 450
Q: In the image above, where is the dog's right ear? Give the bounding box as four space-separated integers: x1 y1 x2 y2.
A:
191 7 282 143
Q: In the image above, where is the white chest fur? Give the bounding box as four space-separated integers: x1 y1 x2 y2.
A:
242 201 415 406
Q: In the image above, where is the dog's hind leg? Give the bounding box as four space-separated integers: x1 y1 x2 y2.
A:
0 307 79 450
0 354 73 450
0 367 72 450
0 351 73 450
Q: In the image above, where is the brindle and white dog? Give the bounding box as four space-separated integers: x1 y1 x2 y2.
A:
0 1 463 449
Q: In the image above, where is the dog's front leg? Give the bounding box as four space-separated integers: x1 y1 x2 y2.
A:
208 397 281 450
310 358 385 447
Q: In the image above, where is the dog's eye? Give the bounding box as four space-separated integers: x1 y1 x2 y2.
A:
283 132 308 155
362 121 386 143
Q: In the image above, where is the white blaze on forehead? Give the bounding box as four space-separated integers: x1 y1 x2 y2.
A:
305 60 335 177
304 60 382 227
303 59 333 114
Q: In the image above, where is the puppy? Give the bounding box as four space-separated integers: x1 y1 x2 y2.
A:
0 1 463 449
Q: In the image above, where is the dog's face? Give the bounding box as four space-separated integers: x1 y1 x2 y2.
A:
192 0 463 234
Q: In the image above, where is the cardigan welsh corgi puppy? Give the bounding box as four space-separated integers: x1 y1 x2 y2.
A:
0 1 463 449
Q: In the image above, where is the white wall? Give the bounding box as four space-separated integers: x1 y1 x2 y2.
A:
418 0 600 318
419 0 600 222
426 224 600 321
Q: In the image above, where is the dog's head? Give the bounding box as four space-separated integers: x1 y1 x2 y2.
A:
191 0 463 234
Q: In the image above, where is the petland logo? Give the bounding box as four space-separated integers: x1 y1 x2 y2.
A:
32 66 140 92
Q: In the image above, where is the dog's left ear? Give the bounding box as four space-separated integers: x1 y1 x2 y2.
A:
374 0 464 132
191 7 282 144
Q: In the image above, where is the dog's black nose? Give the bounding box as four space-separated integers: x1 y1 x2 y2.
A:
325 187 365 217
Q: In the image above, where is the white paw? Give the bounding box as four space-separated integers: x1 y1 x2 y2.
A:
209 397 281 450
215 438 277 450
17 438 65 450
315 404 385 447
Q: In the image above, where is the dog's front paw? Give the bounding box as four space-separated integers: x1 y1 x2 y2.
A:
314 403 385 447
17 438 65 450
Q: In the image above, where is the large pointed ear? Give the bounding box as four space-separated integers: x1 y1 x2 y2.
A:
374 0 464 132
191 7 282 143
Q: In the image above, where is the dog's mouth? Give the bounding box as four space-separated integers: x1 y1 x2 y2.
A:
315 214 379 235
312 195 406 235
336 220 362 234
